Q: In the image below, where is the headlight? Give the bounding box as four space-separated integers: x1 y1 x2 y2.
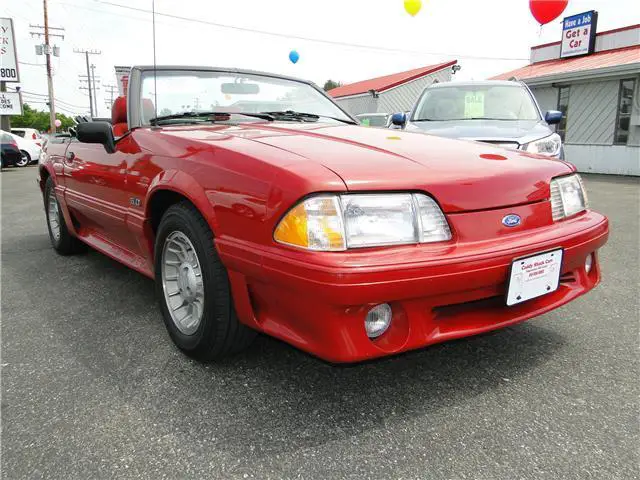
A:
274 193 451 251
550 174 588 221
522 133 562 157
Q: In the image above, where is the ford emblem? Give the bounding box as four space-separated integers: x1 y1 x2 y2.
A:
502 214 521 227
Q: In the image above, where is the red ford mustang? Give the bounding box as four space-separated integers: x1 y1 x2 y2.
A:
39 66 609 363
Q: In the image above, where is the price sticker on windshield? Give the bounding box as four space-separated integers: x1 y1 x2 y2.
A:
464 91 484 119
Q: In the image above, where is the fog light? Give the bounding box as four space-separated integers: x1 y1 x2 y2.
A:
365 304 392 339
585 254 593 274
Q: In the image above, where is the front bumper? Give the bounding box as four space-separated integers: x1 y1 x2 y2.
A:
218 209 609 363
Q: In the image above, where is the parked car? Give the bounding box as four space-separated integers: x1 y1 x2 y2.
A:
356 113 391 128
11 127 43 146
391 80 565 158
2 130 42 166
1 132 22 168
39 66 608 363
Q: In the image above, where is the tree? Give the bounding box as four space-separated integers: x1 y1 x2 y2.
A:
10 103 76 132
323 80 342 92
159 107 172 116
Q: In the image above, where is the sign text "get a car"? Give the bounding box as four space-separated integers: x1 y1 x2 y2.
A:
560 11 598 59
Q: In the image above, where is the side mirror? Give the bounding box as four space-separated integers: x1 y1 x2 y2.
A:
545 110 563 125
76 121 115 153
391 112 407 127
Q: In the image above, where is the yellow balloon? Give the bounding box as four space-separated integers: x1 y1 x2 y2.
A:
404 0 422 16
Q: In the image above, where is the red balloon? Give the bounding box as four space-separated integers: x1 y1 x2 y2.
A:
529 0 569 25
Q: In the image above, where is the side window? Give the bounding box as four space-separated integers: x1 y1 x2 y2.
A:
557 86 570 141
614 79 636 145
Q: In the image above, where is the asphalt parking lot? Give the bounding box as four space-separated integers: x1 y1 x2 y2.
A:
1 166 638 479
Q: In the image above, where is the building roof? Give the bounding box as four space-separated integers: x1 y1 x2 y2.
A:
328 60 457 98
491 45 640 82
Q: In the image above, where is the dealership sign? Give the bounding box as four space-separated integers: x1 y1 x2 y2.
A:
114 65 131 96
0 18 20 82
0 92 23 115
561 11 598 58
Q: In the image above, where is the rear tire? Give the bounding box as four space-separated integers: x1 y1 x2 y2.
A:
154 201 256 360
16 151 30 167
44 177 85 255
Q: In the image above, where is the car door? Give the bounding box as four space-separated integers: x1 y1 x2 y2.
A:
62 135 142 254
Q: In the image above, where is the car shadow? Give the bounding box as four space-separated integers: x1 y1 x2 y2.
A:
36 247 567 459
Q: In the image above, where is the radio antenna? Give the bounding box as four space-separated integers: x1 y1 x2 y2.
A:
151 0 158 121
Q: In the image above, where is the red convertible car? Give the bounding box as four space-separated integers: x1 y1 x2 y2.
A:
39 66 609 363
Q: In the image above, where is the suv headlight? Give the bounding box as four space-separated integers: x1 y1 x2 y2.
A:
522 133 562 157
550 174 588 221
274 193 451 251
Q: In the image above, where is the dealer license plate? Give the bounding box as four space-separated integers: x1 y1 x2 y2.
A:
506 249 563 306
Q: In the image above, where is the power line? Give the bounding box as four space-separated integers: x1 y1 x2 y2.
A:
20 100 83 115
64 0 528 62
21 95 85 110
6 86 88 109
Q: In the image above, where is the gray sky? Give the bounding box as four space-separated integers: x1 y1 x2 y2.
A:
6 0 640 118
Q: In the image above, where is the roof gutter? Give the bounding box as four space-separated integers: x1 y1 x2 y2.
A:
520 63 640 87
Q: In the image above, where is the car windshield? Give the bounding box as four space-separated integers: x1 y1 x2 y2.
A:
140 70 352 125
412 84 540 122
11 130 26 138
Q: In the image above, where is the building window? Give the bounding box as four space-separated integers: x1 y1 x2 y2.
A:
556 86 570 141
614 79 636 145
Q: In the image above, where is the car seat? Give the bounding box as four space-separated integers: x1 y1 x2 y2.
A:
111 96 128 136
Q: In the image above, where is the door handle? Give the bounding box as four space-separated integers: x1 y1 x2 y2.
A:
65 151 75 163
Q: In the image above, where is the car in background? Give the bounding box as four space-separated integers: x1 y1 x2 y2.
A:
2 130 42 166
356 113 391 128
1 132 22 168
11 128 43 146
391 80 564 158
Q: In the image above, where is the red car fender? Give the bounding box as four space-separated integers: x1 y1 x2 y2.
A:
38 162 58 192
144 168 221 238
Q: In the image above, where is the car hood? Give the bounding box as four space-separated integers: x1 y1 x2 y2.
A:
163 123 573 213
404 119 553 145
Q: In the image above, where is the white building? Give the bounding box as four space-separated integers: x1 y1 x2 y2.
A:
493 23 640 176
328 61 457 116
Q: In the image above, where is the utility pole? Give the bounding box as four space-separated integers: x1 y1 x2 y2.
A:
73 48 101 118
103 84 118 110
29 3 65 133
90 64 98 115
78 74 100 116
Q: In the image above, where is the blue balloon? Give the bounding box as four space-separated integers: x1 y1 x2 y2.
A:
289 50 299 64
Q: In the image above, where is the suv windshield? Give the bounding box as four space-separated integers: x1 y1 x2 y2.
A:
412 84 540 122
140 70 352 125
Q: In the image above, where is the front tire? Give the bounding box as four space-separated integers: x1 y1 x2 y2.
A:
16 151 30 167
44 177 85 255
154 201 256 360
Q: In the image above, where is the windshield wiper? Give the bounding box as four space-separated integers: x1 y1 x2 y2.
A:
149 111 274 125
262 110 357 125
